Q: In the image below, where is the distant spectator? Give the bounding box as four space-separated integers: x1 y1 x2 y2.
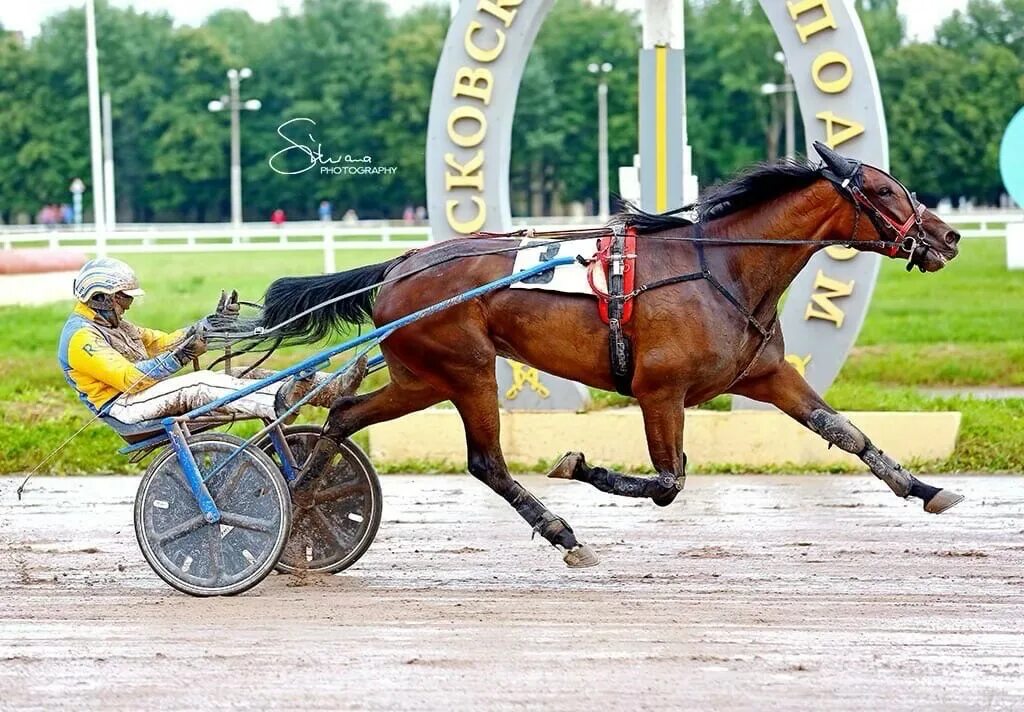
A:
402 205 415 223
37 204 59 229
342 208 359 224
318 200 332 222
61 204 74 224
271 208 286 227
414 205 427 221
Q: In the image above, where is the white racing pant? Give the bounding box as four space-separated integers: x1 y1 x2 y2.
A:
106 370 281 424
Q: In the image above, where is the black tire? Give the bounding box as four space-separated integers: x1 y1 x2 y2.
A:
259 426 382 575
134 432 291 597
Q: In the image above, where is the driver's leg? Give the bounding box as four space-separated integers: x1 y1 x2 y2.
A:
106 370 279 424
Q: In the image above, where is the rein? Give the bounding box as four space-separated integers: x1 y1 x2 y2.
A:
211 169 927 367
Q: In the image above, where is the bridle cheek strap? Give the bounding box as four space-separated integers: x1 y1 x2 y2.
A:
848 186 923 257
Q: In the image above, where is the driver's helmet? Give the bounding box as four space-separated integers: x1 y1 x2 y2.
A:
73 257 145 304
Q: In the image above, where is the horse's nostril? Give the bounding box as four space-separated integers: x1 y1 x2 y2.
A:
945 230 960 247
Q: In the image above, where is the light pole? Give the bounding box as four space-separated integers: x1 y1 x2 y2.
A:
85 0 106 233
588 62 613 221
761 51 795 159
209 68 261 227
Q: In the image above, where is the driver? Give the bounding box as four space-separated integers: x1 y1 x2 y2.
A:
58 257 361 426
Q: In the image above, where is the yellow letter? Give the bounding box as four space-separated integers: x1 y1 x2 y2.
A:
785 353 813 376
815 110 865 148
465 21 506 63
445 150 485 190
786 0 837 43
825 245 858 260
804 270 855 327
446 197 487 234
477 0 522 28
453 67 494 105
812 51 853 93
447 106 487 148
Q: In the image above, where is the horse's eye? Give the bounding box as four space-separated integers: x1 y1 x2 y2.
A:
877 186 893 197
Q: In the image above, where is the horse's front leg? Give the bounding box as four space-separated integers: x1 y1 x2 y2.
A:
732 363 963 513
453 387 600 568
548 387 687 507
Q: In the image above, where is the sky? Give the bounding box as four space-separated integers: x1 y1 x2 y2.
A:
1 0 970 42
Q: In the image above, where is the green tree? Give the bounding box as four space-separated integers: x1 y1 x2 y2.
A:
525 0 640 209
239 0 395 219
879 42 1022 204
147 28 232 220
936 0 1024 61
512 51 567 215
0 29 40 221
686 0 781 185
855 0 905 55
377 5 449 211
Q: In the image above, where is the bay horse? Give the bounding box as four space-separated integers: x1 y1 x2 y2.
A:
256 143 963 567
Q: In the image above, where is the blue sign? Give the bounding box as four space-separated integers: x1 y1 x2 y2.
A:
1000 106 1024 206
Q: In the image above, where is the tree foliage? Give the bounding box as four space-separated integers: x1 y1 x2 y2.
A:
0 0 1021 223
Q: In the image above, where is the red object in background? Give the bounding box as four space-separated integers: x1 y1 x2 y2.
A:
271 208 286 225
0 249 88 275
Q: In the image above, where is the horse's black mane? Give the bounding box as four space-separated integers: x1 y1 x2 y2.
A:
610 157 824 234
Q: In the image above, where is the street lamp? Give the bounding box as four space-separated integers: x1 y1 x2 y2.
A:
85 0 106 233
588 61 613 221
761 51 795 159
209 67 261 228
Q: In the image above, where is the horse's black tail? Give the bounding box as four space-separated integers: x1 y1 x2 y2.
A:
258 258 399 344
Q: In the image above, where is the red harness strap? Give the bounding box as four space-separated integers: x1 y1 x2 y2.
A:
587 227 637 325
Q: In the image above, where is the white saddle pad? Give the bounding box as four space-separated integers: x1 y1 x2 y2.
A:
509 238 600 295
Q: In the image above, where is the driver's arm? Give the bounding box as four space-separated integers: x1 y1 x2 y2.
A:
67 327 183 395
137 326 187 357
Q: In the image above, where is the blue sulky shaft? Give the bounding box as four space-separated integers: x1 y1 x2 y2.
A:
176 255 576 421
160 255 576 516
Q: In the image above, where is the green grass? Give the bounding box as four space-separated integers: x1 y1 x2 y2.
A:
0 239 1021 474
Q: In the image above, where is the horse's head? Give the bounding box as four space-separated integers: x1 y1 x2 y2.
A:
813 141 960 273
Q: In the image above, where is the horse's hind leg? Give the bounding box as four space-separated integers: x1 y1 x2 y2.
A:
294 369 444 487
454 385 599 568
548 388 686 507
732 363 963 513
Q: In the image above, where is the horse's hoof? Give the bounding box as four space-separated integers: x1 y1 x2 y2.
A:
651 489 680 507
651 476 685 507
924 489 964 514
563 543 600 568
548 452 583 480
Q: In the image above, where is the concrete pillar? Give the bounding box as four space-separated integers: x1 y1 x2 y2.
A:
639 0 699 212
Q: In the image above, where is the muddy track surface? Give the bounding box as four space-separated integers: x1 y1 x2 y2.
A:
2 474 1023 711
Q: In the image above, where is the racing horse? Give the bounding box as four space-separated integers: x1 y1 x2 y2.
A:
254 143 964 567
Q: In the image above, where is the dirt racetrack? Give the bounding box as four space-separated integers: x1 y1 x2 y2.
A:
2 473 1023 711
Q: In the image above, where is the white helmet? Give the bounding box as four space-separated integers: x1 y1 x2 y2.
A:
73 257 145 303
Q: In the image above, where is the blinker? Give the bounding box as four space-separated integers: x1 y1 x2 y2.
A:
813 140 860 179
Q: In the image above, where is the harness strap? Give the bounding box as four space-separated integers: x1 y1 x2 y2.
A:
606 225 635 396
623 225 777 390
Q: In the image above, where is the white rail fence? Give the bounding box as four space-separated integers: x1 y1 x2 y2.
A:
2 213 1019 273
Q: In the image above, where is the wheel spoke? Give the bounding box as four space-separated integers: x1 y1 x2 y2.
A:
207 522 225 584
154 514 206 545
219 511 276 533
310 507 346 551
214 455 248 502
165 466 194 499
313 482 364 505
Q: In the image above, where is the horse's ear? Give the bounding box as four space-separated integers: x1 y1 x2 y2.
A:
813 140 859 178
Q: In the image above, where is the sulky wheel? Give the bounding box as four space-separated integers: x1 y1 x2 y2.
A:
134 432 291 597
259 426 382 575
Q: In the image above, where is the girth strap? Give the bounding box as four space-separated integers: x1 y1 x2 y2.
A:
606 226 635 396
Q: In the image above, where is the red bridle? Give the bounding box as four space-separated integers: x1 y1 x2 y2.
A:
830 169 927 260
